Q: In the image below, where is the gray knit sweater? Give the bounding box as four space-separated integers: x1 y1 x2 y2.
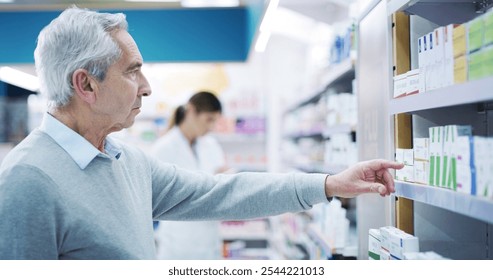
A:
0 126 326 260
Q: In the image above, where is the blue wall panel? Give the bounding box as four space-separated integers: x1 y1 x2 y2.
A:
0 7 256 64
0 11 58 64
125 8 247 62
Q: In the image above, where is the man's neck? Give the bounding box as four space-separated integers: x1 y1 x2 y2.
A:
49 108 109 153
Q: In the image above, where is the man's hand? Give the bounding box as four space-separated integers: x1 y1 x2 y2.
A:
325 159 404 198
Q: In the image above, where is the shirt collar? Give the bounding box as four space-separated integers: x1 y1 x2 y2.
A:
39 112 122 169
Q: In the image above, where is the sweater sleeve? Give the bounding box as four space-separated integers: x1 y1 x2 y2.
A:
149 157 328 221
0 164 65 260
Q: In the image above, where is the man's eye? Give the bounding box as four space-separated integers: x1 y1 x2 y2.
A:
128 69 139 78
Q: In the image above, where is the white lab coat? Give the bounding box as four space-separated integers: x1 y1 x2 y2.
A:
151 127 225 259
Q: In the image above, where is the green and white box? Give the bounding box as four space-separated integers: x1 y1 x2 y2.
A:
455 136 474 195
369 229 381 260
442 125 472 190
429 126 444 186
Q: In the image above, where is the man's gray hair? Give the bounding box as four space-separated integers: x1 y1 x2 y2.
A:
34 6 128 108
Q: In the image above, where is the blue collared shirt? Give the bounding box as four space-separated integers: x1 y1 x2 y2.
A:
39 113 122 169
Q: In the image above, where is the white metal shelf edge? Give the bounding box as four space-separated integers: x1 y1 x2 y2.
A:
394 181 493 224
387 0 411 16
389 76 493 115
386 0 482 16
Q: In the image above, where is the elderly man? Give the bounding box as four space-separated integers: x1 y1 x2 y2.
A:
0 6 403 260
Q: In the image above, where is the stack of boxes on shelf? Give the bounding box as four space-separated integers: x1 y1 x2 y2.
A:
467 10 493 81
369 226 419 260
302 199 350 259
395 146 415 183
395 124 493 199
323 90 357 169
317 199 350 251
282 102 325 170
412 137 429 185
329 23 356 64
325 92 357 128
368 226 447 260
393 8 493 98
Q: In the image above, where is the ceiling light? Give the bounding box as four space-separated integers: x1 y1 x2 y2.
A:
0 67 39 92
254 30 270 53
259 0 279 32
255 0 279 53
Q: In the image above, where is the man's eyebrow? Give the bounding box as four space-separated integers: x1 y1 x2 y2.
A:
126 62 142 71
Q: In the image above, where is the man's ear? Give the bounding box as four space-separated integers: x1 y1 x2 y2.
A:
72 69 97 104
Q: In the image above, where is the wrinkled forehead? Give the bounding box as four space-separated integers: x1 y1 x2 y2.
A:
111 29 144 66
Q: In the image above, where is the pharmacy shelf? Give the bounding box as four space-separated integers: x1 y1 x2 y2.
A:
220 231 269 241
389 76 493 115
387 0 492 25
285 124 355 141
284 131 325 141
284 59 354 114
394 181 493 224
319 59 354 92
306 224 333 257
323 123 355 138
214 133 265 143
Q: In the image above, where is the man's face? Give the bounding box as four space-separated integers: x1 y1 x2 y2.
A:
92 30 152 132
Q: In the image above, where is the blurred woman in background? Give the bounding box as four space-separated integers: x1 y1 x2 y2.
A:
152 91 227 259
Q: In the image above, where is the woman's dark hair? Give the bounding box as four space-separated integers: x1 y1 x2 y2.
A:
168 91 222 129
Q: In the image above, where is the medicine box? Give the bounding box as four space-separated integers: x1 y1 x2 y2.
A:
406 69 421 95
414 160 429 185
443 24 455 87
468 50 484 80
389 231 419 260
484 9 493 46
396 165 414 182
403 149 414 166
453 24 467 58
379 226 402 255
483 46 493 77
441 125 472 190
468 16 484 53
454 55 468 84
429 126 444 186
393 73 408 98
455 136 474 195
413 138 429 161
368 229 381 260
